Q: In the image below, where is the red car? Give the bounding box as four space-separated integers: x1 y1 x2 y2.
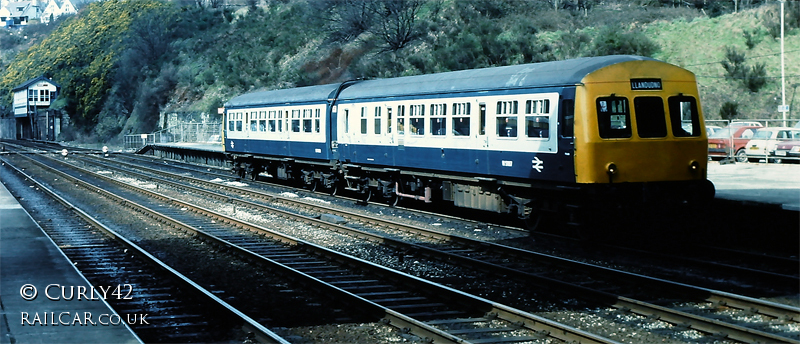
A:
775 140 800 162
707 126 760 162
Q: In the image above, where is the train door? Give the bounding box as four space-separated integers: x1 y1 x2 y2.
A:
329 104 339 160
479 103 488 148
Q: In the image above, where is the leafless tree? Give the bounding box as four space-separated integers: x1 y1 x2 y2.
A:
371 0 423 51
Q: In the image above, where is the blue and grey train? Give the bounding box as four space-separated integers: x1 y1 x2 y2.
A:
223 55 715 229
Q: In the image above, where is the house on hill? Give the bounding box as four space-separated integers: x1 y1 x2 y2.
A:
12 76 62 140
0 1 40 27
40 0 74 24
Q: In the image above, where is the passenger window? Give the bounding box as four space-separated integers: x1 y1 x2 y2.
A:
452 102 470 136
303 109 313 133
525 99 549 138
291 110 301 133
314 109 321 133
410 104 424 135
496 100 518 137
397 105 405 135
360 107 367 134
374 107 382 135
668 96 700 137
597 97 631 138
430 103 446 136
561 99 574 138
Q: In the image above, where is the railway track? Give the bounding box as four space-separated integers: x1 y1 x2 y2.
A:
0 155 287 343
3 146 616 343
5 142 799 343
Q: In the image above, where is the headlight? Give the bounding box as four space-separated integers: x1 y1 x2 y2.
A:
792 146 800 153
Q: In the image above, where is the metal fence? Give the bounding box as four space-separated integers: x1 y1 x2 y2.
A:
124 122 222 150
706 119 799 128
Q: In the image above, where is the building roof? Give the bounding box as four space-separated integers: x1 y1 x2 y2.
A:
12 75 60 92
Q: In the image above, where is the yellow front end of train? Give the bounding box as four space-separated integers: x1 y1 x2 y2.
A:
574 60 709 186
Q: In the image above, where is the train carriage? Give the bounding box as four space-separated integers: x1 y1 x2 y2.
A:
223 55 714 230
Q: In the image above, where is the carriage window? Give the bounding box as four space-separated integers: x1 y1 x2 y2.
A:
268 111 276 132
668 96 700 137
410 104 424 135
344 109 349 133
360 107 368 134
259 111 267 132
386 108 392 134
597 97 631 138
561 99 574 138
496 100 518 137
479 104 486 135
278 111 283 132
452 102 470 136
291 109 301 132
634 97 666 138
397 105 405 135
314 109 321 133
525 100 550 138
303 109 313 133
250 112 257 131
374 106 382 135
430 103 446 136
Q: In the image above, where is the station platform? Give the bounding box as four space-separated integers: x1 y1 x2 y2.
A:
0 182 142 344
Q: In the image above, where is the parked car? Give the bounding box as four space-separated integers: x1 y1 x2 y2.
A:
744 127 800 162
706 125 723 136
774 140 800 162
707 126 760 162
729 121 763 127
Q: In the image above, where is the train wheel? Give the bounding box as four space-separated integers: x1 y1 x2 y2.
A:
523 208 546 233
361 188 373 204
329 182 339 196
309 180 318 192
388 192 400 207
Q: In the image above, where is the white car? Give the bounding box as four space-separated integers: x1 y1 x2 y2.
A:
729 121 763 127
744 127 800 162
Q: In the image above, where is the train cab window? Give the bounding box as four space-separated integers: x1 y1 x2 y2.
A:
430 103 446 136
597 97 631 138
496 101 518 137
452 102 470 136
374 106 382 135
668 96 700 137
561 99 574 138
410 104 425 135
525 99 550 138
397 105 405 135
360 107 368 134
634 97 667 138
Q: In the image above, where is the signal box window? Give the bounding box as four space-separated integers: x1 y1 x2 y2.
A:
634 97 667 138
496 100 518 137
597 97 631 138
668 96 700 137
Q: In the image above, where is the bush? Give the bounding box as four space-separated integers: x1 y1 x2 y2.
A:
719 101 739 121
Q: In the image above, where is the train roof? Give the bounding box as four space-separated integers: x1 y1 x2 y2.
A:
224 55 658 108
224 83 340 108
337 55 657 101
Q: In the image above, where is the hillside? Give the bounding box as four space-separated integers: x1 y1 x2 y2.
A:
1 0 798 142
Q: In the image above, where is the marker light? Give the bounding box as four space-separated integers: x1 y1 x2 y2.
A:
606 163 617 176
689 160 700 172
